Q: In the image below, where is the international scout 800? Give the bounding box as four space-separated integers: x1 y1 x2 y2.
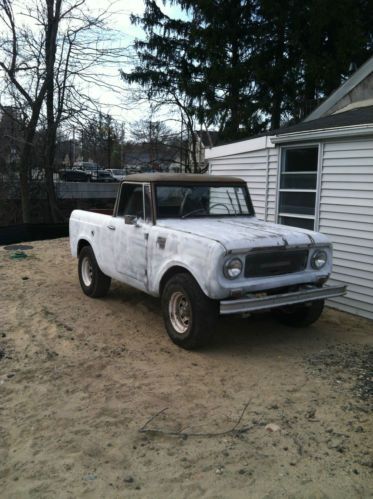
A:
69 174 346 349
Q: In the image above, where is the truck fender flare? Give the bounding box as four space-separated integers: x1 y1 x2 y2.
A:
77 237 94 255
157 262 209 297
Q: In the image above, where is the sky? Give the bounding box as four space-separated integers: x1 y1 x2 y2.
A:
81 0 186 128
0 0 186 134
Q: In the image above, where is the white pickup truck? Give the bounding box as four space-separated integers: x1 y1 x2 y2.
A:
69 173 346 349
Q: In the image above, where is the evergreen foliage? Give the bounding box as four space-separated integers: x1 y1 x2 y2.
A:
123 0 373 142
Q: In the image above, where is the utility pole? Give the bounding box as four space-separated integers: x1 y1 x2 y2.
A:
72 126 75 166
180 113 183 173
107 114 112 170
121 123 125 170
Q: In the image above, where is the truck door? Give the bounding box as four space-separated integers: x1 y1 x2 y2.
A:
114 183 152 289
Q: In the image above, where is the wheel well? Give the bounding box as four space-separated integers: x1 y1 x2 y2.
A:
159 266 191 295
77 239 91 255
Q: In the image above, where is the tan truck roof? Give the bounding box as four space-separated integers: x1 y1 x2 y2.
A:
123 173 245 184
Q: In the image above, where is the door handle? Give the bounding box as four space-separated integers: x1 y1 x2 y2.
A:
107 225 116 231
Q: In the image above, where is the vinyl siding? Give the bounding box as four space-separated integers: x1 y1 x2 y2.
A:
209 148 279 221
319 138 373 320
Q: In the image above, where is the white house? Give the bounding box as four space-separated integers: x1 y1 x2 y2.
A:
206 57 373 320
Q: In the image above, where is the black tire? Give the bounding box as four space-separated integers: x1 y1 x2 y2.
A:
272 299 324 327
161 273 218 349
78 245 111 298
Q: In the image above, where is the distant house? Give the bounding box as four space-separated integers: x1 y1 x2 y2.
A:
190 131 220 171
206 56 373 320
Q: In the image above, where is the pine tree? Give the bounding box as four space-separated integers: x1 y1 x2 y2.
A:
123 0 373 139
123 0 259 142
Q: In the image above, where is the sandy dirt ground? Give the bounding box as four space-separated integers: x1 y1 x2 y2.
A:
0 238 372 499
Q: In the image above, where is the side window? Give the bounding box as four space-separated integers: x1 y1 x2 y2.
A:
117 184 144 219
116 183 152 222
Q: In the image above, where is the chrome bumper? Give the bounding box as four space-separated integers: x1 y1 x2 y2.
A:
219 284 347 315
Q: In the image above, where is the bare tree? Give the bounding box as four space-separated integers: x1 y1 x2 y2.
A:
130 118 171 164
122 84 207 173
79 112 124 169
0 0 127 222
0 0 49 222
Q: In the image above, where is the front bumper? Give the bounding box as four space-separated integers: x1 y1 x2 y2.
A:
219 284 347 315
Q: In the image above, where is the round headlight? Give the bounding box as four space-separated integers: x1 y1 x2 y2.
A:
223 258 243 279
311 250 327 270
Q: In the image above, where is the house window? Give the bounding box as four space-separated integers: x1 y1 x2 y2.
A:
278 146 318 230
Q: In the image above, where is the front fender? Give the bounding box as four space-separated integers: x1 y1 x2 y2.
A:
146 228 226 298
152 260 210 297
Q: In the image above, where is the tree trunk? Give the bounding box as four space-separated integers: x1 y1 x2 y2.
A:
271 19 285 129
271 94 282 130
226 38 240 139
18 106 45 223
190 129 198 173
44 0 63 222
19 166 31 223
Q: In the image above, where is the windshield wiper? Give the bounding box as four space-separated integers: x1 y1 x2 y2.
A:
226 190 237 215
181 208 207 219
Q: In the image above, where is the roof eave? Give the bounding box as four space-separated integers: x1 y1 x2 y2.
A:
271 124 373 144
205 135 275 159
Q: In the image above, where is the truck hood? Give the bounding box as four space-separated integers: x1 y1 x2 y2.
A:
157 217 330 252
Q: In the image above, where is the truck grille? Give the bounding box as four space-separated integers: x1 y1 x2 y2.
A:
244 249 308 278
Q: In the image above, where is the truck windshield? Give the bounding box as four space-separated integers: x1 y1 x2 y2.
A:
156 184 255 219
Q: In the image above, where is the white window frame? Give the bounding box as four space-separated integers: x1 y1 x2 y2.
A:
276 142 322 230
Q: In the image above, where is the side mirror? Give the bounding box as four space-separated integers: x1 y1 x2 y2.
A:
124 214 137 225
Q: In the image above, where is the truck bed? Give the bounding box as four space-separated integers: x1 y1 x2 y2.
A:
88 208 114 216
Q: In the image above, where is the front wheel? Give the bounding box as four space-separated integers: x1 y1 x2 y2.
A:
272 299 324 327
78 245 111 298
161 273 218 349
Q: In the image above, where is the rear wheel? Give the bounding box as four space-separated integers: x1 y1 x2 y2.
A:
161 273 218 349
272 299 324 327
78 245 111 298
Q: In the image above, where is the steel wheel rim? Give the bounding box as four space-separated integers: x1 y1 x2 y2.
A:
169 291 191 334
81 256 93 287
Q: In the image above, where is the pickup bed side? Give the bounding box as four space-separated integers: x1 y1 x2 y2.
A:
70 210 114 278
